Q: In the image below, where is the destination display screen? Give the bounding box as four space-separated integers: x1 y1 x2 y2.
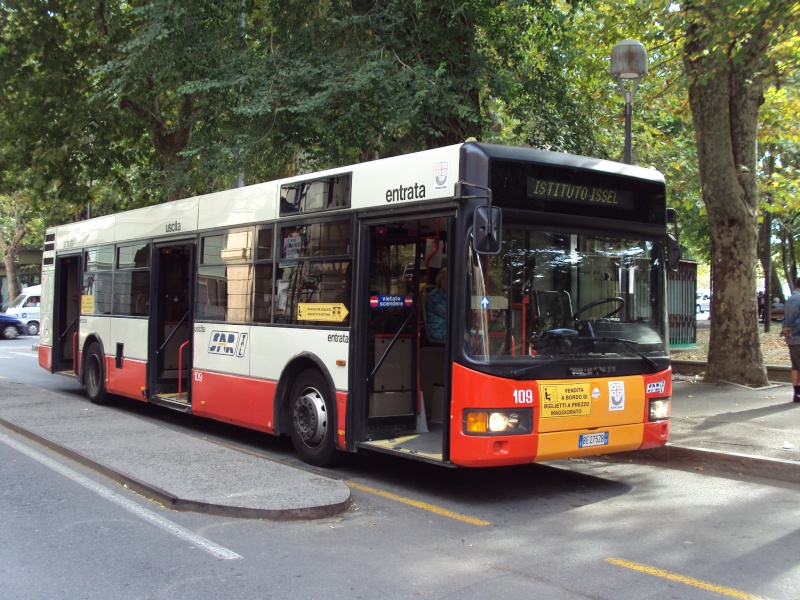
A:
489 159 666 225
526 177 636 210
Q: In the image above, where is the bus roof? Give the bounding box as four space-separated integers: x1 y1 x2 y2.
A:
47 142 665 250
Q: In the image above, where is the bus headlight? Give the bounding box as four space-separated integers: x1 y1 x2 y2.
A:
464 409 532 435
649 398 670 421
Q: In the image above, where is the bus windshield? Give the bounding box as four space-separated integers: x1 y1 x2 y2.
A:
467 227 666 363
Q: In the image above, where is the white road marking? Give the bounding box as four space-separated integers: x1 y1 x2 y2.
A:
0 434 242 560
10 352 37 358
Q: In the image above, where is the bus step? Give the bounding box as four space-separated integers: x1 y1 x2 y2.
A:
150 393 192 413
357 427 448 466
55 370 78 378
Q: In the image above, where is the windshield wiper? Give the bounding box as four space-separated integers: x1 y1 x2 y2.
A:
573 336 661 373
509 356 568 380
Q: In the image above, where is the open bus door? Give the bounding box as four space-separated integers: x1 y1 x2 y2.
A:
147 242 195 409
51 254 83 375
51 255 82 375
356 216 451 463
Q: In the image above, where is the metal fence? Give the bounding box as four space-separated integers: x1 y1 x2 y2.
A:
668 260 698 348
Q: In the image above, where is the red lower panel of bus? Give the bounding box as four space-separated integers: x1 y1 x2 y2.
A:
192 371 278 434
106 357 148 402
38 344 52 371
639 420 670 449
192 371 349 450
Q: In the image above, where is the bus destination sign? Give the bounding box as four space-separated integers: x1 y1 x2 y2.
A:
527 177 634 210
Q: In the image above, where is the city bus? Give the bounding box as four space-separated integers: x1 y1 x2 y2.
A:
38 142 674 467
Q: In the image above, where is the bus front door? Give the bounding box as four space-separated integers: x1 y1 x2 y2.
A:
148 242 195 408
52 255 82 375
357 217 450 463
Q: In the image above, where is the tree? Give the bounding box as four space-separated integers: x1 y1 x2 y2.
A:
0 192 39 302
234 1 597 172
681 0 800 385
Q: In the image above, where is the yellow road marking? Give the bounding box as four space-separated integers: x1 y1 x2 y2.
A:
606 558 771 600
345 480 491 526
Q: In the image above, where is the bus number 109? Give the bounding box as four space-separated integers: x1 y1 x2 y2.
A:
513 389 534 404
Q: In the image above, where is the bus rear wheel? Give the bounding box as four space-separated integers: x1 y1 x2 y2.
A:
289 369 340 466
84 342 109 405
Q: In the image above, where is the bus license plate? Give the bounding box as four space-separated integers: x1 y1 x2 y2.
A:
579 432 609 448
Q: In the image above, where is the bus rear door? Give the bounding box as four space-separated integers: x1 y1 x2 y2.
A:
51 255 82 375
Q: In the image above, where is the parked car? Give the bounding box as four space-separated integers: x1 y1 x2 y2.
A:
0 312 27 339
5 284 41 335
696 291 711 313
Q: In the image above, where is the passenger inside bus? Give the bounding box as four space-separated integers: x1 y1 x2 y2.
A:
424 268 447 342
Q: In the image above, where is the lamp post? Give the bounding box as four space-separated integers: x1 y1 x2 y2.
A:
610 39 648 164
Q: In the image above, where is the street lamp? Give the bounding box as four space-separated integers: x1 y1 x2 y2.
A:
610 39 648 164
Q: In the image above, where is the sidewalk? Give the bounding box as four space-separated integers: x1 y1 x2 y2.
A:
0 380 351 520
1 373 798 523
626 375 800 484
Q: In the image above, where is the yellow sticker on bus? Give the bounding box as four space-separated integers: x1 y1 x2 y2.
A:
297 303 349 323
80 295 94 315
540 382 592 417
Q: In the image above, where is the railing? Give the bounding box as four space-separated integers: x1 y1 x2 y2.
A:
177 341 190 401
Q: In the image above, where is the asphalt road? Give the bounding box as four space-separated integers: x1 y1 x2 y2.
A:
1 337 799 599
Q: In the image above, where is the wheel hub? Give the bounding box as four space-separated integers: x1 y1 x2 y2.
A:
294 389 327 447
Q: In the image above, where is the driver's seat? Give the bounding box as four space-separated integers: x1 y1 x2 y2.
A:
534 291 573 332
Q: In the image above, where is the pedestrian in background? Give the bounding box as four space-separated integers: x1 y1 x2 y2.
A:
781 277 800 403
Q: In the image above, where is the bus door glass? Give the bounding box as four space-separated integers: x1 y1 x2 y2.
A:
53 255 82 373
149 242 195 400
362 217 449 442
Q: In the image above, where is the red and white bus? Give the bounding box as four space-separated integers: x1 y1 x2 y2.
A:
38 142 673 467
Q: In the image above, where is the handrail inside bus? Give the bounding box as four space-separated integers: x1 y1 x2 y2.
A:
370 309 416 381
72 332 78 374
59 315 80 342
177 341 190 401
157 310 191 355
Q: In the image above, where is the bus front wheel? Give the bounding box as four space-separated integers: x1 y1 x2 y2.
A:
84 342 109 405
288 369 340 466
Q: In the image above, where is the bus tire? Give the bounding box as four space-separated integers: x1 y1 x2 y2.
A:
84 342 109 405
288 369 340 467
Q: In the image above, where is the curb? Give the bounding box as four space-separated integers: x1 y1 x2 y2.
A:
671 359 792 383
608 444 800 485
0 417 352 521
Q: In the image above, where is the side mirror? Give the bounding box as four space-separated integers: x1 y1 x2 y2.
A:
666 233 681 271
473 206 502 254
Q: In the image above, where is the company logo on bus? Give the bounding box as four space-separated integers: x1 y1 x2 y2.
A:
646 380 666 395
434 161 449 189
208 331 248 357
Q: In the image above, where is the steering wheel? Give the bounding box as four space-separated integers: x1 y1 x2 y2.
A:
573 297 625 320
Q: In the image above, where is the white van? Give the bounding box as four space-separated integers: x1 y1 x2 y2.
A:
6 284 41 335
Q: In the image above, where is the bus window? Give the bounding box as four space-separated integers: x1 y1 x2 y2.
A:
196 230 254 323
114 243 150 316
82 247 114 315
275 220 351 325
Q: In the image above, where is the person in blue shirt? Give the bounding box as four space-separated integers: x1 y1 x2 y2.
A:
781 277 800 403
427 268 447 341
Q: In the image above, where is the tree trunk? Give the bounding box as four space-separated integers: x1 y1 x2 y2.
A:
3 250 20 305
684 12 769 386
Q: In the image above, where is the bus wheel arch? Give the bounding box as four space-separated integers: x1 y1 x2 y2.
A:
82 337 109 405
278 357 341 466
